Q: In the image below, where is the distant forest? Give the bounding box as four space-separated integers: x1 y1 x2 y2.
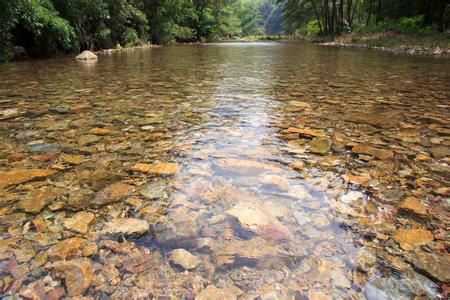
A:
0 0 448 62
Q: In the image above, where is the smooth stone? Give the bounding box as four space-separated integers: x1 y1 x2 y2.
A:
294 211 311 226
140 181 168 200
27 144 58 153
340 191 363 203
262 175 290 191
102 218 149 235
196 285 242 300
92 182 134 206
148 162 179 175
61 154 85 165
78 134 100 146
63 212 95 233
168 248 200 270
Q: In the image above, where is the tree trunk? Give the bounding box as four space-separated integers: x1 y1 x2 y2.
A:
375 0 382 24
311 0 324 34
437 0 446 32
366 0 373 27
331 0 337 32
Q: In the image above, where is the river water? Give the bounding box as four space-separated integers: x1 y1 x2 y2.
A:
0 43 449 299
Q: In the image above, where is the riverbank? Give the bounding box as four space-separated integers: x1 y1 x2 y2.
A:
313 32 450 56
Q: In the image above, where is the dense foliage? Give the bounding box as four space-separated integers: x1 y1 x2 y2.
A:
0 0 285 62
283 0 450 36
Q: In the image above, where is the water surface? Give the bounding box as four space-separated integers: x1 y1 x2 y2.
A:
0 43 449 299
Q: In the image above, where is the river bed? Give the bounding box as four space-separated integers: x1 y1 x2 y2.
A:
0 43 449 299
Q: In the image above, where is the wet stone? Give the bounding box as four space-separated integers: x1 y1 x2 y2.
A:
102 218 149 235
393 228 434 251
309 137 332 154
92 182 134 206
0 168 56 190
168 249 200 270
63 211 96 233
48 258 95 296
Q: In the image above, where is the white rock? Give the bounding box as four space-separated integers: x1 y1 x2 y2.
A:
76 50 98 60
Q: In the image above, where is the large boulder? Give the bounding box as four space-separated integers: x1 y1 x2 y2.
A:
75 50 98 60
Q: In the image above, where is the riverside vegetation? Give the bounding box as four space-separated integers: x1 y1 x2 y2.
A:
1 0 449 63
0 43 449 298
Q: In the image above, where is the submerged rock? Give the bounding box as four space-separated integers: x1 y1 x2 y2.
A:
352 145 393 160
48 258 95 296
63 212 95 233
168 248 200 270
148 162 179 175
102 218 149 235
75 50 98 60
393 228 433 250
92 182 134 206
196 285 242 300
0 168 56 190
27 143 58 153
397 197 429 218
405 250 450 283
18 188 57 213
227 202 293 240
309 137 332 154
47 237 87 261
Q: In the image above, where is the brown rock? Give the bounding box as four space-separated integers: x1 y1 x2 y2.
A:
47 237 87 261
63 212 95 233
131 163 151 173
148 163 179 175
281 127 324 137
89 128 112 135
48 258 95 296
262 175 290 191
61 154 85 165
0 169 55 190
309 137 332 154
405 250 450 283
343 173 370 185
18 188 57 213
398 197 428 218
352 145 393 160
431 146 450 159
393 228 433 250
92 182 134 206
214 159 278 176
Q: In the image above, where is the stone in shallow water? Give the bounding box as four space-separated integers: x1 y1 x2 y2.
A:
405 250 450 282
131 163 151 173
63 212 95 233
148 162 179 175
61 154 85 165
140 180 168 200
352 145 393 160
431 146 450 159
227 202 293 240
309 137 332 154
393 228 433 251
78 134 100 146
92 182 134 206
102 218 149 235
262 175 290 191
168 248 200 270
47 237 87 261
397 197 428 218
27 143 58 153
18 188 57 213
294 211 311 226
214 158 276 176
196 285 243 300
47 258 95 296
0 168 56 190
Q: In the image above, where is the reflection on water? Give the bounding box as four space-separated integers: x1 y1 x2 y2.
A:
0 43 449 299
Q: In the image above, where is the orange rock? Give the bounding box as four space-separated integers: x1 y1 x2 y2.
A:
393 228 433 250
131 163 151 173
398 197 428 218
0 169 56 190
148 162 179 175
61 154 84 165
343 173 370 185
47 237 88 261
89 128 112 135
352 145 393 160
